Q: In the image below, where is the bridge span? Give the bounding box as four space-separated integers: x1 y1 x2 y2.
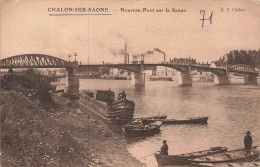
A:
79 63 259 86
0 54 259 97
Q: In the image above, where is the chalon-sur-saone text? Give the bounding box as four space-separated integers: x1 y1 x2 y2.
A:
48 8 110 12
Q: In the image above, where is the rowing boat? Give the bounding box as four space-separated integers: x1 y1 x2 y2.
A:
142 116 208 124
122 120 162 137
162 116 208 124
188 146 260 164
155 146 228 165
134 115 167 120
193 161 260 167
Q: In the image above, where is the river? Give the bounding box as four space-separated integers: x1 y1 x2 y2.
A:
60 78 260 166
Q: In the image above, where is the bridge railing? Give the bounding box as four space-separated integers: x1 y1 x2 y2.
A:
79 61 200 66
79 62 126 65
228 64 257 73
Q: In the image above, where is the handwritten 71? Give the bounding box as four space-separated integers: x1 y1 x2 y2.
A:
200 10 213 28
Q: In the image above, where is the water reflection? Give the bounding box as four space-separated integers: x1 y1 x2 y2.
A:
179 86 193 100
133 85 146 96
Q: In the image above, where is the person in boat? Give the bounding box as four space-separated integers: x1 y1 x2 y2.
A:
244 131 252 156
160 140 168 155
118 90 126 100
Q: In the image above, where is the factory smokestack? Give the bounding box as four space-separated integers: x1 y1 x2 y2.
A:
127 53 129 64
124 43 128 64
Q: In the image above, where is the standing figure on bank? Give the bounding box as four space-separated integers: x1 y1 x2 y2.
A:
244 131 252 156
107 89 113 105
160 140 168 155
120 90 126 100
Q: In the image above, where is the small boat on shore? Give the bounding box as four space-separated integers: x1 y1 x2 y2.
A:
80 90 135 124
142 116 208 124
122 120 162 137
134 115 167 120
188 146 260 164
155 146 228 165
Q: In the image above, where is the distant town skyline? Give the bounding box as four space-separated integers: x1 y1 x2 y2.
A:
1 0 260 63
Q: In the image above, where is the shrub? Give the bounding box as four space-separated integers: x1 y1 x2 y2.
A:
2 69 53 104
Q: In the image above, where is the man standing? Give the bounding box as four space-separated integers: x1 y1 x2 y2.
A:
121 91 126 99
160 140 168 155
107 89 113 106
244 131 252 156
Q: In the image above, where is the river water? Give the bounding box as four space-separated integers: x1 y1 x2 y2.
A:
61 79 260 166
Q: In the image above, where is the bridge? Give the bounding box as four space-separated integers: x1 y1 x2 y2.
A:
79 63 259 86
0 54 259 96
0 54 68 68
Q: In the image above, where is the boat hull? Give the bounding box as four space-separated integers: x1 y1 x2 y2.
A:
134 115 167 120
155 147 228 165
194 161 260 167
162 117 208 124
80 94 135 124
188 146 260 164
142 117 208 124
150 76 173 81
122 121 162 137
123 126 161 137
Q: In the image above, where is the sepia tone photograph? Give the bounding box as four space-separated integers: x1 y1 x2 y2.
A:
0 0 260 166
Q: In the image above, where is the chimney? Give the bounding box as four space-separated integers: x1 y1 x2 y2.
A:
124 43 127 64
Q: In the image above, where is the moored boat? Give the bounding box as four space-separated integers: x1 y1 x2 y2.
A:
193 161 260 167
162 116 208 124
134 115 167 120
122 120 162 137
155 146 228 165
188 146 260 164
80 90 135 124
150 76 173 81
142 116 208 124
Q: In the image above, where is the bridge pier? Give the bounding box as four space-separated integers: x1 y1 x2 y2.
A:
131 72 146 86
177 71 192 86
214 75 230 85
66 62 79 97
244 75 258 85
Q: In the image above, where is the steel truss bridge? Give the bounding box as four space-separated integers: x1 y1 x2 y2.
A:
0 54 258 76
0 54 68 69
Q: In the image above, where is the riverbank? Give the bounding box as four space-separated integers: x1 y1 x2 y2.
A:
0 89 144 167
50 93 144 167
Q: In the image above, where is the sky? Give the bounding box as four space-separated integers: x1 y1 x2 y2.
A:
0 0 260 64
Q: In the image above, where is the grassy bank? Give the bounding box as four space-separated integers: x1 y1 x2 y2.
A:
1 90 91 166
0 88 144 167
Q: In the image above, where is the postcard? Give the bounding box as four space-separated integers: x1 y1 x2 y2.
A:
1 0 259 166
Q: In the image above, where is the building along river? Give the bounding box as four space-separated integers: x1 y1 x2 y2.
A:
59 78 260 166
